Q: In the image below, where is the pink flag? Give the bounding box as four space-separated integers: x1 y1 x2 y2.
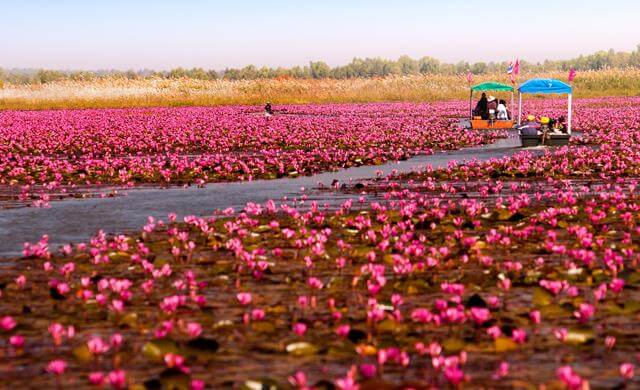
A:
568 67 576 82
513 59 520 76
466 72 473 85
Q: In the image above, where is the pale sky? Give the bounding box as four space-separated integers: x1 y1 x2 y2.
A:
2 0 639 70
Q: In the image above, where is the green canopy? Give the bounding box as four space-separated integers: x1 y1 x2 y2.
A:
470 82 514 92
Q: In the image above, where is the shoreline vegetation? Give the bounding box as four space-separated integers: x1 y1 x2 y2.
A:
1 68 639 110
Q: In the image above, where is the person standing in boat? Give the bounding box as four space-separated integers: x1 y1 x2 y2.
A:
473 93 488 119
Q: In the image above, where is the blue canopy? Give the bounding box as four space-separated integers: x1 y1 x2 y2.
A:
518 78 572 94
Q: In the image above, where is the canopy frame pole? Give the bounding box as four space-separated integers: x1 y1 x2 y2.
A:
469 90 473 119
567 93 572 135
510 92 514 121
517 92 522 126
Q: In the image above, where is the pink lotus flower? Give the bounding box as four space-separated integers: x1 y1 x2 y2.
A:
359 364 377 378
556 366 585 390
251 308 265 321
444 365 466 385
487 326 502 339
605 335 616 349
89 371 105 386
470 307 490 325
573 303 595 323
236 292 252 305
335 366 359 390
512 328 527 344
87 336 110 355
292 322 307 336
186 322 202 338
554 328 568 342
529 310 541 325
288 371 309 390
9 335 25 348
336 324 350 338
493 361 509 379
1 316 17 331
15 275 26 288
110 299 125 314
110 333 123 348
191 379 205 390
108 370 127 389
620 363 635 380
46 359 66 376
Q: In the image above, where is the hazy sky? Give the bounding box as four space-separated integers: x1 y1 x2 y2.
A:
2 0 639 70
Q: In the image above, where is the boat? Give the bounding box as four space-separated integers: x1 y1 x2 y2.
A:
468 82 515 129
517 78 573 147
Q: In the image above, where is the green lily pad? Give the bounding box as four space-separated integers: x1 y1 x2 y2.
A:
142 339 181 362
442 337 466 353
494 337 518 352
565 328 595 345
72 344 92 363
532 287 553 307
285 342 318 356
604 301 640 315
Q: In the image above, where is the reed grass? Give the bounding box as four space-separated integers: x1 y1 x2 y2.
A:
1 68 638 110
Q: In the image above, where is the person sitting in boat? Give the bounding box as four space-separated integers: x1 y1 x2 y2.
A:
520 115 539 135
496 99 509 120
540 117 551 131
473 93 488 119
554 116 567 133
265 102 274 117
486 96 498 120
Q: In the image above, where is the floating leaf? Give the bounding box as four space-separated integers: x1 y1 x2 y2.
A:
532 288 553 307
119 312 138 328
72 344 92 363
241 379 279 390
539 304 571 319
286 342 318 356
155 368 191 390
442 337 466 353
108 251 131 262
494 337 518 352
252 321 277 334
565 328 595 345
497 209 513 221
142 339 180 362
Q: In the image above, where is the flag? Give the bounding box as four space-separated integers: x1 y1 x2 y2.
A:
509 73 516 85
568 67 576 82
466 72 473 85
506 62 514 74
513 59 520 76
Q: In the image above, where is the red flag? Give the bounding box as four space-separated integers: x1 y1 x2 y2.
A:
513 59 520 76
466 72 473 85
509 73 516 85
568 67 576 82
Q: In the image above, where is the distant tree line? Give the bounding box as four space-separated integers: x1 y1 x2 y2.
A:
2 46 640 85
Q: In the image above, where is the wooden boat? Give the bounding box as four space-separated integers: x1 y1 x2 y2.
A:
520 133 570 147
517 79 573 147
471 119 514 129
468 82 515 129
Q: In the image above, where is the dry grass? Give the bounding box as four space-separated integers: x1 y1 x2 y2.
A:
1 68 639 110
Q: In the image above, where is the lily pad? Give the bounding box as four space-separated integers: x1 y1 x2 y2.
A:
142 339 181 362
285 342 318 356
494 337 519 352
565 328 595 345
